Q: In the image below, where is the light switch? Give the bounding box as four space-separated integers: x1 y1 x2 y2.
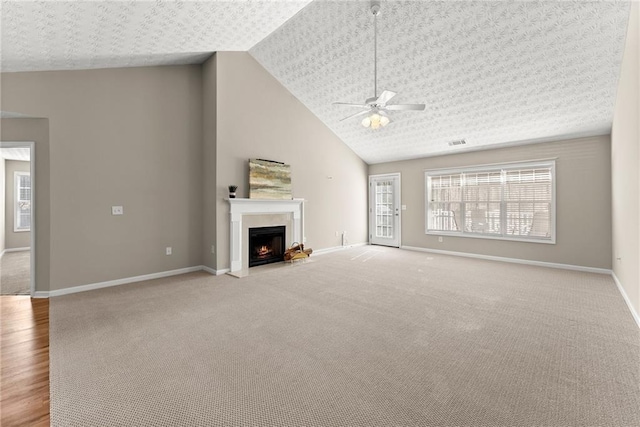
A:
111 206 123 215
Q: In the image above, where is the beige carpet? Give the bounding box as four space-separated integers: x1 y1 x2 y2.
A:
50 247 640 426
0 251 30 295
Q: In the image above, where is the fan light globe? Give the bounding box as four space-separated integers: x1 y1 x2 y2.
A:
370 113 381 129
362 112 390 130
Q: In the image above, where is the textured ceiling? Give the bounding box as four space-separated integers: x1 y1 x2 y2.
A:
0 110 34 119
0 0 312 72
251 0 630 164
1 147 30 161
0 1 631 164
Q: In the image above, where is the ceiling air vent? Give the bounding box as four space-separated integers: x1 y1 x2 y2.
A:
448 139 467 147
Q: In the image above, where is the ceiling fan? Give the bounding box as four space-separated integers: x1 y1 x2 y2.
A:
334 0 425 129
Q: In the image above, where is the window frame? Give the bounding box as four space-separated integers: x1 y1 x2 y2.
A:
14 170 31 233
425 160 556 244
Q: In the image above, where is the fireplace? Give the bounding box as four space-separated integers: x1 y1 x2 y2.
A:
248 226 285 267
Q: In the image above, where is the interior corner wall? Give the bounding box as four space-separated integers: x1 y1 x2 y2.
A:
612 2 640 318
1 66 203 291
0 158 5 255
369 135 612 270
4 160 31 249
214 52 369 270
0 118 50 292
202 54 217 270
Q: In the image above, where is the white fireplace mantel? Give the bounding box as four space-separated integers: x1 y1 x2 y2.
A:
227 198 304 273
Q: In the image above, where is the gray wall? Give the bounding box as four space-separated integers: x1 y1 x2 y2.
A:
1 66 203 291
202 54 217 270
370 136 612 269
1 58 368 286
0 118 51 292
213 52 369 270
4 160 31 249
612 2 639 316
0 158 4 254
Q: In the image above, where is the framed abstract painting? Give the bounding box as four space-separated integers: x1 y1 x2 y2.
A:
249 159 292 199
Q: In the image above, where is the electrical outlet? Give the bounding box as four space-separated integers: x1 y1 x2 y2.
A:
438 236 443 243
402 205 407 210
211 245 215 254
166 247 172 255
111 206 123 215
335 231 339 237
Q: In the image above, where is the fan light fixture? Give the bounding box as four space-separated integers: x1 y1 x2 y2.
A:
333 1 425 130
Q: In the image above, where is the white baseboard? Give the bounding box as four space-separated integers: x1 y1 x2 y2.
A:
1 247 30 260
37 265 233 297
4 247 30 253
611 272 640 329
314 242 369 256
35 245 373 296
202 266 216 275
202 266 229 276
401 246 612 275
213 243 370 273
47 266 205 297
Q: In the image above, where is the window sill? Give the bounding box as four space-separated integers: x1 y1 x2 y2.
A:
13 229 31 233
425 230 556 245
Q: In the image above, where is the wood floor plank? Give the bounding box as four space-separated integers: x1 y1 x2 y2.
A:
1 296 50 427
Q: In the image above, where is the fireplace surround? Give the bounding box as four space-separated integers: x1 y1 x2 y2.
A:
227 198 304 274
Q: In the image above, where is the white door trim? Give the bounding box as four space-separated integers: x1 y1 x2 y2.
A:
369 173 401 247
0 141 36 297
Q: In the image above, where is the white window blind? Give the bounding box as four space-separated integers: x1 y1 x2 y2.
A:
426 161 555 243
428 174 462 232
14 172 31 232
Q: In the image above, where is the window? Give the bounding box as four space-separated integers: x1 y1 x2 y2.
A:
425 161 555 243
14 171 31 232
374 179 394 238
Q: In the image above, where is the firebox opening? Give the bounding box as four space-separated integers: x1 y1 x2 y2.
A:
248 226 285 267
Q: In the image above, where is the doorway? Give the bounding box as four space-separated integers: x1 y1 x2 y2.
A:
369 173 401 247
0 142 35 297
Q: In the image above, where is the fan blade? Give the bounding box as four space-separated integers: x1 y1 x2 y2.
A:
376 90 397 105
333 102 369 108
340 109 373 122
383 103 426 111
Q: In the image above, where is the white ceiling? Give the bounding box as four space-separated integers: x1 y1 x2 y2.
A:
251 0 630 163
1 147 30 161
0 110 34 119
0 0 312 72
0 1 630 164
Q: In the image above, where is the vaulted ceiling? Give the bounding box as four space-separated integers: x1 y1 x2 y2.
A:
1 1 630 164
0 0 312 71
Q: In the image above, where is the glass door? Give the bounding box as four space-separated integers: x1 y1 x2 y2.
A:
369 174 400 247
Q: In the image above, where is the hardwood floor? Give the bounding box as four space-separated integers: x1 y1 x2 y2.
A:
1 296 50 426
